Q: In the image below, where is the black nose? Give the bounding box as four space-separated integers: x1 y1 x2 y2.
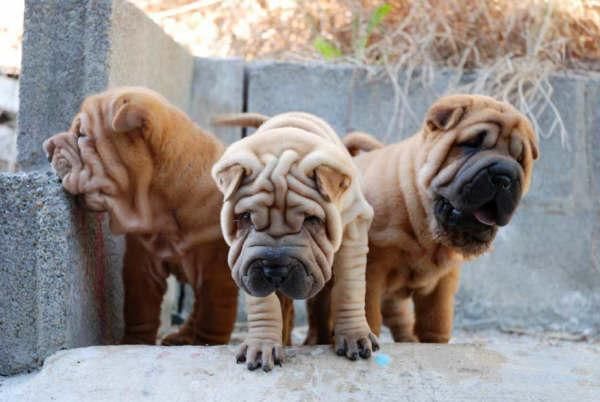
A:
262 265 289 285
260 256 292 286
491 174 512 190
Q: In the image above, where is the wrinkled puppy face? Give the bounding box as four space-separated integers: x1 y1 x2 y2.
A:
418 95 539 256
214 148 350 300
42 87 171 233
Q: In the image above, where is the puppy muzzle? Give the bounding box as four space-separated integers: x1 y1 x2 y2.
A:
240 246 318 299
435 153 524 229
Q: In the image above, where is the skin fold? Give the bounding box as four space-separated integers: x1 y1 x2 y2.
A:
43 87 238 346
212 112 378 371
306 94 539 344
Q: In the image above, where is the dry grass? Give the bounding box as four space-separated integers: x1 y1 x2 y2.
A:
133 0 600 145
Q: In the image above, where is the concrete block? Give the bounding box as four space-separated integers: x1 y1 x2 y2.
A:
524 75 584 206
2 340 600 401
246 61 354 135
584 76 600 204
0 172 124 375
189 57 245 144
17 0 194 171
456 204 600 335
107 0 194 111
347 68 457 142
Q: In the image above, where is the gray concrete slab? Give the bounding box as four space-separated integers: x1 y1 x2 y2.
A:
457 204 600 335
584 76 600 206
0 172 124 375
1 335 598 401
17 0 194 170
348 68 458 142
246 61 355 135
189 57 245 144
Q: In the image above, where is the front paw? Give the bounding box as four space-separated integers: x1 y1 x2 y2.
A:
334 328 379 360
236 339 284 372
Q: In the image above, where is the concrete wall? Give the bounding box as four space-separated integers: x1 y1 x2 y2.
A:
17 0 194 171
0 173 124 375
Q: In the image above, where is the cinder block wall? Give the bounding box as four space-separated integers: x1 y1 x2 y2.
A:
2 0 599 375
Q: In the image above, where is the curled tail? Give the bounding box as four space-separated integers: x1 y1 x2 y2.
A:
343 131 385 156
211 112 270 128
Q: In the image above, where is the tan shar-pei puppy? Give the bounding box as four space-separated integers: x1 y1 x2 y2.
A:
43 87 237 346
306 94 539 344
212 112 378 371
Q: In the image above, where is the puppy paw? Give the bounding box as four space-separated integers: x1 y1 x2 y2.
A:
334 330 379 360
161 330 194 346
236 339 284 372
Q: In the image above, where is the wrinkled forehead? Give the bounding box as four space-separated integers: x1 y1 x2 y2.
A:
232 150 328 227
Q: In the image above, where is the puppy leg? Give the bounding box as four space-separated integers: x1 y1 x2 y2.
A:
382 295 417 342
304 279 333 345
413 267 460 343
163 249 238 346
365 265 386 337
122 234 167 344
237 294 284 372
192 261 238 345
277 292 294 346
332 219 379 360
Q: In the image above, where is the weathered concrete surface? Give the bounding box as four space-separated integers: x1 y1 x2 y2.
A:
1 335 599 402
189 57 245 144
0 172 124 375
18 0 194 170
245 61 600 337
246 61 355 135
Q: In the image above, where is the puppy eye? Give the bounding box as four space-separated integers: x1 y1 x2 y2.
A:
238 212 251 222
304 215 323 225
234 212 252 229
461 130 487 148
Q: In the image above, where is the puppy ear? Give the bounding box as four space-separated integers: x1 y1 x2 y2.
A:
214 164 245 201
315 165 351 202
426 102 465 131
111 98 147 133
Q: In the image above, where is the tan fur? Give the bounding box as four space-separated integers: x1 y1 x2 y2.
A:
212 112 378 371
306 94 539 344
43 87 237 346
343 131 385 156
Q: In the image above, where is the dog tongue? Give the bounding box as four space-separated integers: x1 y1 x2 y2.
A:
473 209 496 226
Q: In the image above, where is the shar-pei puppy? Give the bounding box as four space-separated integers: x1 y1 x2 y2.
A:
43 87 238 346
212 112 378 371
306 94 539 344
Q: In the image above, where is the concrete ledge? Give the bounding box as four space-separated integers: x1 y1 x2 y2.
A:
2 339 599 401
0 172 123 375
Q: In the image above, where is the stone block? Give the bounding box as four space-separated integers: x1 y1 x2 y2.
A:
0 172 124 375
456 204 600 335
17 0 194 171
246 61 354 135
189 57 245 144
